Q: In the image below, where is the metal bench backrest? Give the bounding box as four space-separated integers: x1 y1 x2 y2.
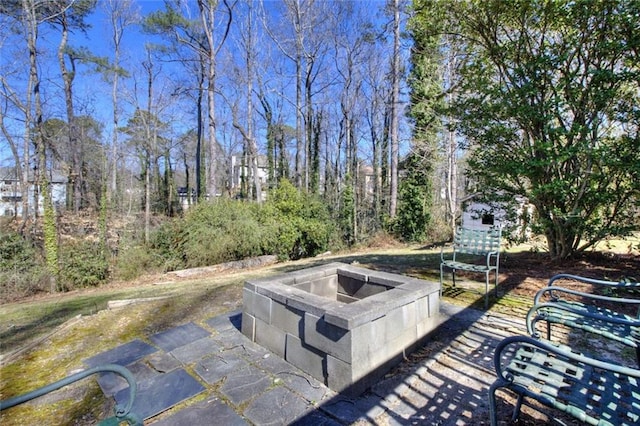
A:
453 227 502 256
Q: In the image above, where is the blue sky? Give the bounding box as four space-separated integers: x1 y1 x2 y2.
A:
0 0 408 170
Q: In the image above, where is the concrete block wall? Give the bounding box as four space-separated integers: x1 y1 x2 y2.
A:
241 263 441 396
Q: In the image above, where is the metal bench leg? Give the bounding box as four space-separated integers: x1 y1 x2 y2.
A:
484 271 490 308
546 322 552 340
512 394 524 422
489 381 523 426
488 382 500 426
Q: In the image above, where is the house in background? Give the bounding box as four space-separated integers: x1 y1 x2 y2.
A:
461 193 533 241
177 186 197 211
228 154 268 200
0 167 67 217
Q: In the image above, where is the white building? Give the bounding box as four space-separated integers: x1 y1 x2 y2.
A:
0 167 67 217
461 193 533 240
229 154 268 200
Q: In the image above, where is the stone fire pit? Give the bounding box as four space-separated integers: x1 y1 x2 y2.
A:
241 262 441 396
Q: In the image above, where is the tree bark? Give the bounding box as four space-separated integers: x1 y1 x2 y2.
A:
56 11 82 213
389 0 400 218
198 0 220 200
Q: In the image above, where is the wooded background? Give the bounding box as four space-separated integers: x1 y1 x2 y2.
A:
1 0 638 297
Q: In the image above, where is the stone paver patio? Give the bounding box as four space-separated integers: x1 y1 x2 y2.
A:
82 302 530 425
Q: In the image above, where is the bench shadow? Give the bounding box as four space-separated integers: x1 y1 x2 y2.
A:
288 302 557 425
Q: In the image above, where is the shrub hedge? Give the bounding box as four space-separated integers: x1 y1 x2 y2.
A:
148 179 337 270
2 180 339 298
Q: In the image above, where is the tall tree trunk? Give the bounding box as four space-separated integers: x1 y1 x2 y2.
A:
197 0 221 200
304 59 313 191
258 87 275 189
25 0 58 286
381 106 390 212
110 28 120 210
143 55 153 244
445 125 457 233
309 111 321 194
105 0 136 212
245 2 262 202
370 108 381 224
196 59 204 201
389 0 400 218
293 1 304 189
57 12 82 213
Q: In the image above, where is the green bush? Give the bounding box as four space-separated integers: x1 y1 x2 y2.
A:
58 240 109 289
391 152 432 242
0 227 49 300
147 199 268 270
113 245 159 281
181 199 265 267
141 181 336 270
148 219 186 271
260 180 335 260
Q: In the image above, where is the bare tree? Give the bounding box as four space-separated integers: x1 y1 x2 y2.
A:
0 76 27 220
363 38 391 229
14 0 73 286
47 0 95 213
228 0 262 202
103 0 137 211
388 0 401 218
197 0 234 199
261 0 329 190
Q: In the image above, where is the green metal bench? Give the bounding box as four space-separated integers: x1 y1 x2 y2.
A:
527 273 640 367
0 364 142 425
440 226 502 308
489 335 640 425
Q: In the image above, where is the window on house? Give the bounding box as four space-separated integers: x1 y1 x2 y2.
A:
482 214 495 225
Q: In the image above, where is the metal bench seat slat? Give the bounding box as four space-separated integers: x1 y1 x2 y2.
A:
527 274 640 366
441 260 494 272
537 306 639 348
490 336 640 426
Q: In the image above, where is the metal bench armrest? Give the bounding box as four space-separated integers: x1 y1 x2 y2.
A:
0 364 142 425
493 335 640 382
547 273 639 290
485 251 499 269
534 285 640 306
526 301 640 336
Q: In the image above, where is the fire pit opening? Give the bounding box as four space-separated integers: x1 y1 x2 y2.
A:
241 262 441 396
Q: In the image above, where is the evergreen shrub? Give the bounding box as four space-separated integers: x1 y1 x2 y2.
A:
58 240 109 289
0 227 48 300
146 180 337 269
260 179 335 260
179 198 264 267
114 245 159 281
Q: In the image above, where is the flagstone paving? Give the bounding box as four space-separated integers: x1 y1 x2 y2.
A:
83 303 527 425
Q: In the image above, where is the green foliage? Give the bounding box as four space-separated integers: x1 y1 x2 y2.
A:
179 199 265 267
40 178 59 282
147 218 186 271
419 0 640 259
114 245 159 281
58 240 109 289
407 0 446 140
0 226 48 300
391 151 433 242
337 176 355 246
260 179 335 260
145 183 335 268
